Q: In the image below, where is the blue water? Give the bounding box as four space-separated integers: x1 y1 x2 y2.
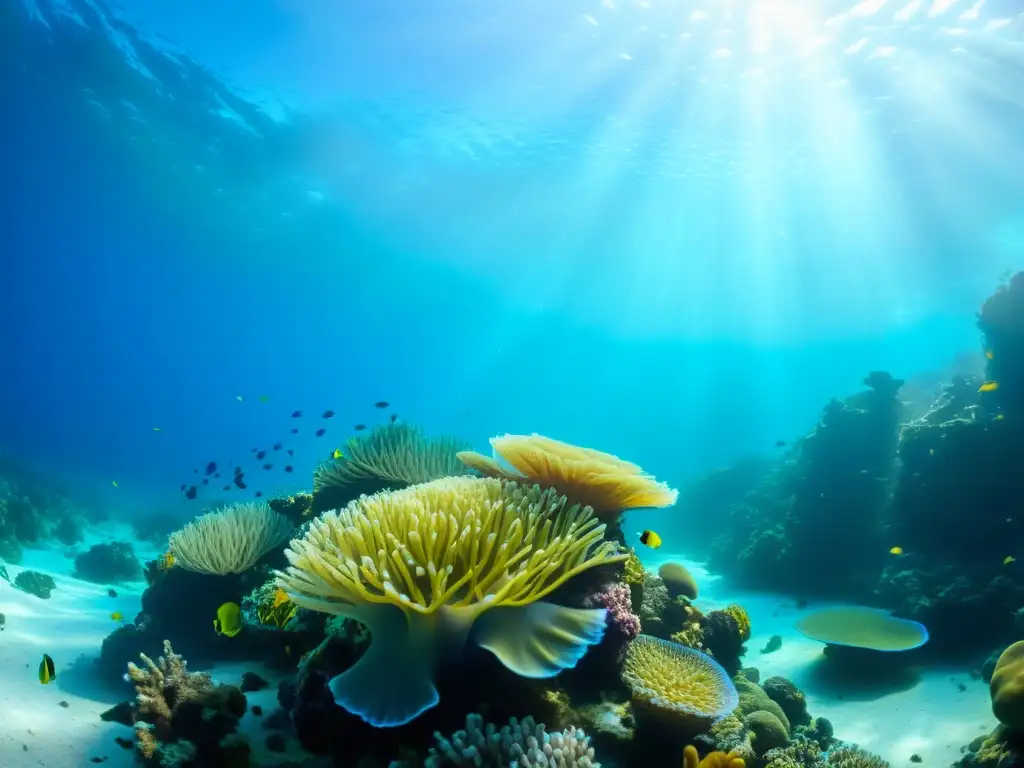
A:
3 0 1023 523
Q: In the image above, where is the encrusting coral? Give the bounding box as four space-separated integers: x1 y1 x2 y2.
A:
425 713 600 767
275 476 626 727
312 422 471 514
168 501 292 575
621 634 739 731
457 433 678 522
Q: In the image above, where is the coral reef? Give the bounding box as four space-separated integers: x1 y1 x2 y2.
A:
424 713 600 767
276 476 625 727
124 640 249 766
168 502 293 575
991 641 1024 728
760 677 810 728
458 433 677 524
658 562 699 600
14 569 56 598
73 541 142 583
584 582 641 661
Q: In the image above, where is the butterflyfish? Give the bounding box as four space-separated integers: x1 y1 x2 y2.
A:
638 530 662 549
39 654 56 684
272 589 290 609
214 602 243 638
979 381 1000 393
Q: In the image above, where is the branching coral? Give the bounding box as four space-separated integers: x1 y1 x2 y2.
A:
276 476 625 727
458 433 678 522
621 634 739 730
168 501 292 575
426 713 600 767
312 423 470 513
827 746 889 768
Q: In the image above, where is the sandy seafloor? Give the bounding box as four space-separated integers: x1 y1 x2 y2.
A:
0 534 998 768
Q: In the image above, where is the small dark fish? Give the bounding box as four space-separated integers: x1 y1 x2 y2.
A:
205 462 217 476
354 424 366 431
374 401 389 408
262 463 272 470
390 414 398 423
214 472 220 478
323 410 335 419
315 428 326 437
201 478 209 485
273 443 282 451
290 428 299 434
233 466 243 476
233 475 247 490
107 589 117 598
186 486 198 499
256 450 267 460
287 449 294 456
291 411 302 418
774 440 786 448
179 484 186 491
760 635 783 655
957 682 967 692
255 491 263 498
284 465 293 473
223 485 231 491
910 756 922 764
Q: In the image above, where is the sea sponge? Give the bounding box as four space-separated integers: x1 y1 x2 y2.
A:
621 634 738 729
795 607 928 651
312 423 470 514
458 433 678 522
659 562 699 600
275 476 625 727
169 501 292 575
684 744 746 768
426 713 600 767
743 710 789 754
991 641 1024 728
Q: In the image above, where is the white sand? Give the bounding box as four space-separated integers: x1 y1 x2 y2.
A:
0 543 305 768
644 553 998 765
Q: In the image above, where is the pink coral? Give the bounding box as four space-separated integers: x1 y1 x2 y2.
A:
588 582 641 642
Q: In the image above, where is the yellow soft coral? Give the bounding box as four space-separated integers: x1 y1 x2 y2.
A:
724 604 752 643
458 433 678 522
685 745 746 768
276 476 625 728
624 550 646 585
621 634 739 729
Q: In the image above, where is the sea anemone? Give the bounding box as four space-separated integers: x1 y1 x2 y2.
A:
275 476 625 727
168 502 292 575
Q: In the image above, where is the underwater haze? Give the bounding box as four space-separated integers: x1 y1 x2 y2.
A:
3 0 1024 766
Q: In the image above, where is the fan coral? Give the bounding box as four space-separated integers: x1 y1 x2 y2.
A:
275 476 625 727
659 562 699 600
827 746 889 768
312 423 470 514
991 641 1024 727
621 634 738 729
457 433 678 521
168 501 292 575
426 713 601 767
795 607 928 651
685 744 746 768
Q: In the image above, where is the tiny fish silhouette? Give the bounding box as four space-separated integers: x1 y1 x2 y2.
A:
185 486 197 499
284 465 293 473
256 450 267 460
760 635 783 654
374 401 389 408
262 463 272 470
354 424 366 431
255 491 263 498
390 414 398 423
291 411 302 418
202 478 209 485
322 410 335 419
205 462 217 476
315 428 326 437
287 449 294 456
774 440 786 447
273 443 282 451
291 428 299 434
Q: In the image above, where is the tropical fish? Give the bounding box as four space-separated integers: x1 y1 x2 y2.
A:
185 486 197 500
284 466 293 473
774 440 786 448
1004 556 1017 566
223 485 231 491
890 546 904 555
332 448 344 460
157 552 176 570
273 443 282 451
760 635 783 654
256 450 267 460
323 410 335 419
374 401 389 408
291 411 302 418
110 612 124 622
316 428 326 437
111 480 119 488
979 381 1000 393
291 428 299 434
213 602 243 638
986 350 994 359
287 449 294 456
38 654 56 684
255 491 263 498
390 414 398 423
353 424 366 431
234 475 247 490
638 530 662 549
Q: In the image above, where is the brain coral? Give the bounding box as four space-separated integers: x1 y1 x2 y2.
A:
795 607 928 651
658 562 699 600
621 635 739 728
991 640 1024 728
457 433 678 522
312 423 471 514
275 476 625 727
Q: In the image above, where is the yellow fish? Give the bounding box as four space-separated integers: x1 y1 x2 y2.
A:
38 654 55 685
890 546 904 555
638 530 662 549
111 480 119 488
156 551 176 571
986 350 994 360
214 602 243 638
110 612 124 622
332 448 344 460
979 381 1000 393
1004 556 1016 566
272 588 290 609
